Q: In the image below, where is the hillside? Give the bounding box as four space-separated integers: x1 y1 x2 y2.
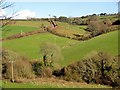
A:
61 30 118 67
2 14 119 88
2 24 118 67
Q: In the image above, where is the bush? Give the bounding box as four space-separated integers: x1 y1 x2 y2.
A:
31 61 43 76
2 49 35 80
86 16 115 36
40 67 53 77
54 51 119 87
31 60 53 78
40 42 63 68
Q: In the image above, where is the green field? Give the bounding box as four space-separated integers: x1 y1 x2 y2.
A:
3 33 78 60
2 21 87 39
61 30 118 66
3 29 118 67
2 25 39 38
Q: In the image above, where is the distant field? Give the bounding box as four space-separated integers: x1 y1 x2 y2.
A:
10 21 50 27
2 20 50 39
57 22 87 33
2 25 39 38
100 15 117 21
13 21 87 37
50 22 87 38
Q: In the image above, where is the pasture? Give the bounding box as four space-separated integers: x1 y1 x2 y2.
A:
3 33 78 60
61 30 118 66
2 25 39 38
2 22 118 67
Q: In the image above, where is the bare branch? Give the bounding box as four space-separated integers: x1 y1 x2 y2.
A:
0 0 18 29
0 0 14 10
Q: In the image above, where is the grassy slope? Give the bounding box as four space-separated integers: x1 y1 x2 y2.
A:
57 22 87 34
3 33 78 59
3 30 118 67
52 22 87 38
2 20 50 38
2 25 39 38
61 30 118 67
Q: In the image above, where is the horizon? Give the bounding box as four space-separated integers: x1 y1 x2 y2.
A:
2 2 118 19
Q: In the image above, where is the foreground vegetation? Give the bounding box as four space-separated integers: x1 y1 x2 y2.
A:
2 78 111 88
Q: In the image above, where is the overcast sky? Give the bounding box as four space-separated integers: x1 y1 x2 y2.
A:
1 2 118 19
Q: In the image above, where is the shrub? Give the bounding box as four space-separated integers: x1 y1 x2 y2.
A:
86 15 115 36
31 60 53 78
54 51 119 87
14 57 35 79
2 49 35 80
31 61 44 76
40 42 63 68
40 67 53 77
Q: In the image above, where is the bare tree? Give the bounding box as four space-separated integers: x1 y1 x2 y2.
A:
0 0 17 29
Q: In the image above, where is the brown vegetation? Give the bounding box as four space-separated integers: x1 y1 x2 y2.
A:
53 51 120 88
2 49 35 81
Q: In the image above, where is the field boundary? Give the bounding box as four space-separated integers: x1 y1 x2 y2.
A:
46 25 118 41
1 29 46 41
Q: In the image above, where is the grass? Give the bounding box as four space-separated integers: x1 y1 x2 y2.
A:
53 22 87 38
57 22 87 34
3 33 78 60
100 15 118 21
10 20 50 28
61 30 118 67
3 30 118 67
2 19 119 67
2 78 111 88
2 25 39 38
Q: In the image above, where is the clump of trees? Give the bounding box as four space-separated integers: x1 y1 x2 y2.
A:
40 42 62 68
53 51 120 88
86 15 114 36
31 42 63 78
56 16 87 25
